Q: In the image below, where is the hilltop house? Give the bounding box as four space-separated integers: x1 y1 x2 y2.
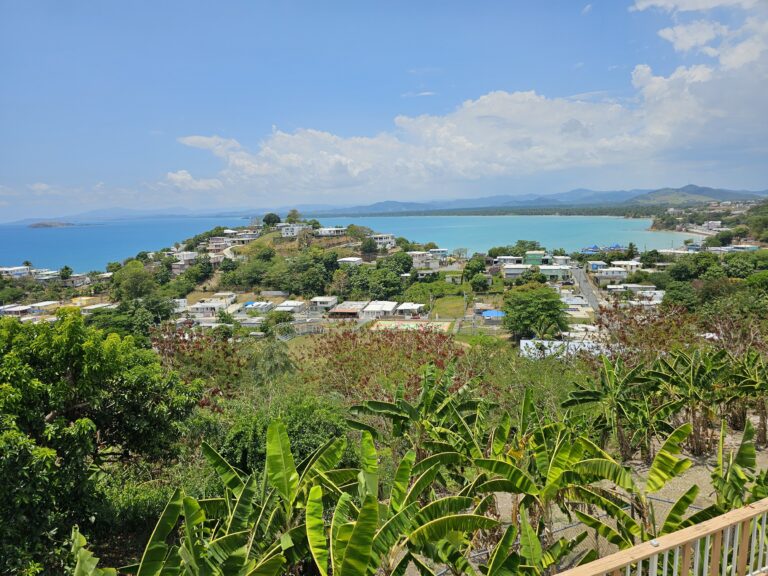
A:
369 234 396 250
277 223 311 238
274 300 307 314
188 299 228 317
315 227 347 237
328 300 369 319
338 256 363 266
362 301 399 319
610 260 642 274
0 266 31 279
588 261 607 272
310 296 338 312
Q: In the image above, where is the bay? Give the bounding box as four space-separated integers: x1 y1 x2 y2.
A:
1 214 700 272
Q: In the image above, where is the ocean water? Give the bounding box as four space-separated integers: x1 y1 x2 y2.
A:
0 214 700 272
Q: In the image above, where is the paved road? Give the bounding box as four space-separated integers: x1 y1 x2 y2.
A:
572 266 601 313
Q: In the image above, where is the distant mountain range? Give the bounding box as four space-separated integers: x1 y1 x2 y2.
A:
307 184 768 216
9 184 767 225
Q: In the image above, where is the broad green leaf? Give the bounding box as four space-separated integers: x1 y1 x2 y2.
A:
202 442 245 495
331 493 355 574
417 496 473 523
661 485 699 535
646 424 692 493
244 554 286 576
573 458 636 491
474 459 538 494
389 450 415 513
266 420 299 505
136 488 183 576
358 431 379 500
486 524 518 576
408 514 499 548
403 464 441 507
411 452 465 476
573 510 630 548
339 494 379 576
518 508 542 567
228 474 257 535
306 485 329 576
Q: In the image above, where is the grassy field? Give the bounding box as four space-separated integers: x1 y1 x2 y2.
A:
430 295 467 319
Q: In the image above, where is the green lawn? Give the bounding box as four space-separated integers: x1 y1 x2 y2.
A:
430 295 467 319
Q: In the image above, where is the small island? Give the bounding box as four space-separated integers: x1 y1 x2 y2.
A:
28 221 76 228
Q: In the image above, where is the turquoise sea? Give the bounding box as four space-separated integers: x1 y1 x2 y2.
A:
0 214 701 272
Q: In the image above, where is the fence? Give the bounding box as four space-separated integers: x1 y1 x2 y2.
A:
555 498 768 576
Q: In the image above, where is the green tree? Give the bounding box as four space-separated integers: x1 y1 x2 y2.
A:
60 265 73 280
0 309 201 572
470 273 489 292
462 257 486 280
502 284 567 340
361 237 378 257
286 208 301 223
263 212 281 226
662 281 698 311
112 260 157 301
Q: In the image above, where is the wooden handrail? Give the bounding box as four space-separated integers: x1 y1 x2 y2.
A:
555 498 768 576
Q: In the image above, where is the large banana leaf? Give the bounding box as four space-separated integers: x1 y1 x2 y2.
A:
358 431 379 500
484 524 518 576
339 494 379 576
646 424 692 493
416 496 473 523
402 463 441 507
518 508 543 568
408 514 499 547
71 527 117 576
266 420 300 506
660 484 699 535
136 488 184 576
412 452 466 476
389 450 416 513
306 485 330 576
202 441 245 495
474 459 538 494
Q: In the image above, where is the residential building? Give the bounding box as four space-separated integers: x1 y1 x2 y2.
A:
188 299 227 317
1 304 31 317
310 296 338 312
496 256 523 265
328 301 369 319
274 300 307 314
29 301 60 314
61 273 91 288
553 255 571 266
416 270 439 280
362 301 399 319
369 234 396 250
315 226 347 237
173 299 188 313
277 223 311 238
523 251 550 266
244 301 275 313
428 248 450 260
538 265 572 281
213 292 237 305
396 302 425 317
0 266 31 278
501 264 529 280
704 220 722 230
338 257 363 266
594 267 628 283
610 260 642 273
731 244 760 252
407 251 431 269
588 261 607 272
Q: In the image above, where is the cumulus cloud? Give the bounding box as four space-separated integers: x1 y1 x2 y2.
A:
155 0 767 206
658 20 728 51
164 169 223 191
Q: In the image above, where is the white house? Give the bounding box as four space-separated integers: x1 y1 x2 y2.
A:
213 292 237 305
278 223 311 238
594 267 628 283
0 266 31 279
0 304 31 317
274 300 307 314
553 255 571 266
188 299 227 317
338 257 363 266
502 264 529 280
496 256 523 265
362 301 398 319
428 248 450 260
610 260 642 273
539 265 572 281
315 227 347 237
369 234 396 250
408 251 431 269
396 302 425 317
310 296 338 312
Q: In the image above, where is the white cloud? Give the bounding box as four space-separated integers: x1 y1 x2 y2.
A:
164 169 223 191
658 20 727 51
144 0 765 207
28 182 51 193
582 4 593 15
633 0 757 12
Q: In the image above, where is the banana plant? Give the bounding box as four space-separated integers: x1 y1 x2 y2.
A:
348 363 480 461
734 352 768 445
572 424 720 550
71 527 116 576
712 420 756 509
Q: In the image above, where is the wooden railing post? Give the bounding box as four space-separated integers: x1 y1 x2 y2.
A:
709 529 723 576
736 519 752 576
682 543 693 576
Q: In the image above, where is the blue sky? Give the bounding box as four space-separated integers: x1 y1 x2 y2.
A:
1 0 766 220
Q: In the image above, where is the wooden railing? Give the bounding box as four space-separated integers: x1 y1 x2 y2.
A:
555 498 768 576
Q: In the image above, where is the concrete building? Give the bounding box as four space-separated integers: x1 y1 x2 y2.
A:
396 302 425 317
244 301 275 314
274 300 307 314
0 266 31 279
594 267 628 284
328 301 369 319
588 261 608 272
188 299 227 317
310 296 338 312
523 251 550 266
315 227 347 237
338 257 363 266
277 223 311 238
496 255 524 265
362 301 399 319
610 260 642 274
369 234 396 250
408 251 431 269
